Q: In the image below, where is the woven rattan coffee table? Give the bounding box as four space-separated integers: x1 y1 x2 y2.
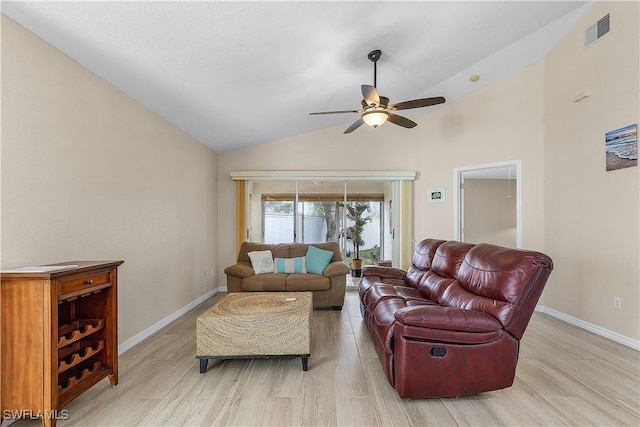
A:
196 292 312 372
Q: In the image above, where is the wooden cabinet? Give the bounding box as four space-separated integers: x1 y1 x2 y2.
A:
1 260 123 427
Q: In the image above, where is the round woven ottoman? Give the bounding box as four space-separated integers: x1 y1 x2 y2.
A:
196 292 312 371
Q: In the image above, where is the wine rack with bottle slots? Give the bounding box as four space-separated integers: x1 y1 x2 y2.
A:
1 260 123 427
57 301 107 398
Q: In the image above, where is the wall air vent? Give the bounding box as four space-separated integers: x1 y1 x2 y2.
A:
585 13 610 47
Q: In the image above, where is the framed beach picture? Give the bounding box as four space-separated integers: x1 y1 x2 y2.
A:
427 187 445 204
605 124 637 171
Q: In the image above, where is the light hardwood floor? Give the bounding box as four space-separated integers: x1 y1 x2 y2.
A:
10 290 640 426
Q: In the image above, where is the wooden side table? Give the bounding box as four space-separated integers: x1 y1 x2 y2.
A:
1 260 123 427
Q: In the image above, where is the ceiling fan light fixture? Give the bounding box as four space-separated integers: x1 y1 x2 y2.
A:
362 109 389 128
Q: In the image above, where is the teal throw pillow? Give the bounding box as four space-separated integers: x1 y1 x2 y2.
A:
305 245 334 275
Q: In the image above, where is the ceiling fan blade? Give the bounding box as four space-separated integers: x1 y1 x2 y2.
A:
361 85 380 107
344 118 364 134
390 96 446 111
387 113 417 129
309 109 360 115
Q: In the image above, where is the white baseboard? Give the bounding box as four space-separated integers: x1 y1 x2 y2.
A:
536 305 640 351
218 285 228 292
118 288 218 355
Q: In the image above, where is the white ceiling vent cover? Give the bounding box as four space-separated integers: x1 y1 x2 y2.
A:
585 13 610 47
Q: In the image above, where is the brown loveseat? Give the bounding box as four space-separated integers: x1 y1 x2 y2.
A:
224 241 350 309
359 238 553 398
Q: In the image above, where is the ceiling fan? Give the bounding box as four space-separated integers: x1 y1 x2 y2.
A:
309 49 446 134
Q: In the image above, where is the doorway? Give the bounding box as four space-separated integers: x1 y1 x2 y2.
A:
453 160 521 248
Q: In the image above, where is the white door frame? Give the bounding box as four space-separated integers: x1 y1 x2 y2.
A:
453 160 522 248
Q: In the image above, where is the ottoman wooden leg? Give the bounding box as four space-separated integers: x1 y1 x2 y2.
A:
301 355 309 371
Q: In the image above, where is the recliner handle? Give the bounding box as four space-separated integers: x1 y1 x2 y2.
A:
429 346 447 357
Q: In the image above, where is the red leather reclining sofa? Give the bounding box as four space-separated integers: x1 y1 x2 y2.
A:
358 238 553 398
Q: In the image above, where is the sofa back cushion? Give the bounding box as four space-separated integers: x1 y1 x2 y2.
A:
415 271 456 302
270 243 293 259
430 241 474 279
411 241 472 303
458 244 549 302
455 243 553 338
405 239 445 288
238 241 343 263
410 239 445 271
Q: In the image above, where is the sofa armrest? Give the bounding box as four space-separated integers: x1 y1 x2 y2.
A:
394 305 502 333
323 261 350 277
224 261 255 279
362 266 407 281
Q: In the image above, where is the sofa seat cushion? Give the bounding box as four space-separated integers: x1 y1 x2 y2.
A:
358 276 406 301
390 286 426 302
285 273 330 291
370 298 407 355
362 284 428 309
361 283 395 306
242 273 287 291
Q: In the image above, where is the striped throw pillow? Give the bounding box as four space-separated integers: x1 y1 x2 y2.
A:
274 257 306 274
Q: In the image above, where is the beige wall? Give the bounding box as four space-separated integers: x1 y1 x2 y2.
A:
0 16 219 344
543 1 639 340
463 179 517 247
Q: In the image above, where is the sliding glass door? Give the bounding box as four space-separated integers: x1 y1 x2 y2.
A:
247 179 388 268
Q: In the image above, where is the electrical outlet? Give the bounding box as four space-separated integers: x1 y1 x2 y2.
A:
613 297 622 310
201 268 215 280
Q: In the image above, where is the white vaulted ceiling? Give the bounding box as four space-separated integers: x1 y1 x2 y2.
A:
1 1 591 152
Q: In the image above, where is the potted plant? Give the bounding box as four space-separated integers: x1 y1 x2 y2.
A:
342 202 372 277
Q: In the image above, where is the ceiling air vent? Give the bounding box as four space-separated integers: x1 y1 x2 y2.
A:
585 13 610 47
